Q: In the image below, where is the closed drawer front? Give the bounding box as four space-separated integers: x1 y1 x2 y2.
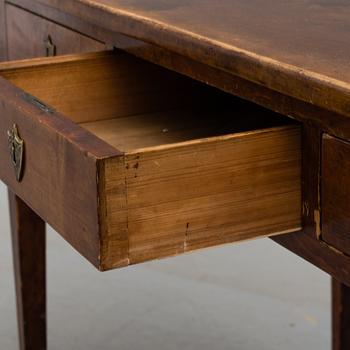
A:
0 51 301 270
5 4 105 60
322 134 350 255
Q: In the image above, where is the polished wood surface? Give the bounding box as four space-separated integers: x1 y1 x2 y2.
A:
6 4 105 60
25 0 350 120
322 135 350 256
8 190 46 350
332 278 350 350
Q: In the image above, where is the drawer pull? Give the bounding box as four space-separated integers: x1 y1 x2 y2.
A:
43 35 56 57
7 124 25 182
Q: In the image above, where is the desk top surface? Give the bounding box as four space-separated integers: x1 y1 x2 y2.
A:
39 0 350 116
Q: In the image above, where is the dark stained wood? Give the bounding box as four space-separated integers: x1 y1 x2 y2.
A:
0 51 203 124
0 51 302 270
121 41 350 142
0 0 6 61
6 0 118 49
7 1 350 140
322 135 350 256
3 1 350 349
0 58 120 267
301 125 321 238
332 278 350 350
12 0 350 120
273 232 350 287
5 4 105 60
5 4 350 141
8 189 46 350
5 0 350 278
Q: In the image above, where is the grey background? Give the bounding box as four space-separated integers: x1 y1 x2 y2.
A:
0 182 330 349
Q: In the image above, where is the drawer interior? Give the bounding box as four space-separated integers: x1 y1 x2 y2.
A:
1 51 295 152
0 51 301 269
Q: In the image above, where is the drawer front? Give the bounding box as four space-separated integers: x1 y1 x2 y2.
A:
322 134 350 255
5 4 105 60
0 51 301 270
0 73 118 268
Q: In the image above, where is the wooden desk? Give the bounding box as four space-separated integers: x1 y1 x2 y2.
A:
0 1 349 349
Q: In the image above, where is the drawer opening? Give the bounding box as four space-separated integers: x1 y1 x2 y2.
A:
1 51 296 152
0 51 301 269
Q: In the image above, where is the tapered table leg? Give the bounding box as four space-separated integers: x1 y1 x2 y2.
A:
8 189 46 350
332 277 350 350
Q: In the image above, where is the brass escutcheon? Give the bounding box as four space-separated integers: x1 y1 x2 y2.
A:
7 124 24 182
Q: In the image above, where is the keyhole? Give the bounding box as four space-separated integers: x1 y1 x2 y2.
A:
44 35 56 57
11 143 16 165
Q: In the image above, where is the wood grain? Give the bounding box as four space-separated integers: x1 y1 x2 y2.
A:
0 72 118 267
81 105 293 152
5 3 104 60
0 51 202 123
322 135 350 256
22 0 350 120
0 51 301 270
8 190 46 350
101 125 301 268
7 1 350 139
113 38 350 141
99 156 129 269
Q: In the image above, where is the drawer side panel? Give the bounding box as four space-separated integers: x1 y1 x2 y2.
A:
103 125 301 268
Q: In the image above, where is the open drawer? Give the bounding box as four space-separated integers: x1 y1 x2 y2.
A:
0 51 301 270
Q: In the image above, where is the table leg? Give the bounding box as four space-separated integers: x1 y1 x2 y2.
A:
332 277 350 350
8 189 47 350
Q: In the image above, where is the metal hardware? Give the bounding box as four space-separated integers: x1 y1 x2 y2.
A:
7 124 25 182
44 35 56 57
22 92 54 113
30 96 53 113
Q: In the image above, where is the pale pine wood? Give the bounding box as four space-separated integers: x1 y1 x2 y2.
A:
80 108 290 152
99 125 301 268
0 51 201 123
99 156 129 269
0 51 301 270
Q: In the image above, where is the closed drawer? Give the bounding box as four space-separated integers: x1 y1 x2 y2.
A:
322 134 350 254
5 4 105 60
0 51 301 270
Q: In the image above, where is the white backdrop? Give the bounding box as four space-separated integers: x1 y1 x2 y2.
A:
0 182 329 350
